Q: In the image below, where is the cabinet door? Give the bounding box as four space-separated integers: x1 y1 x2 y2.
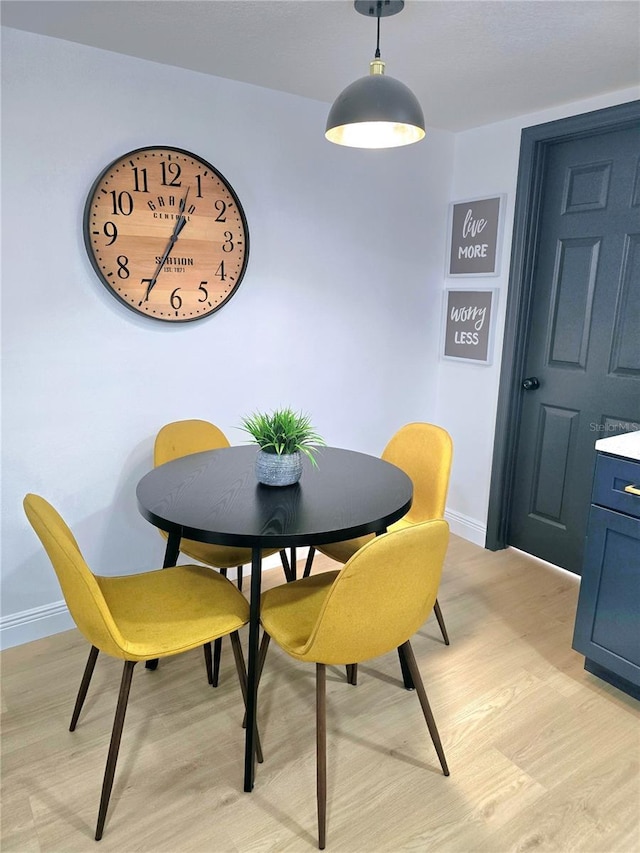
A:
573 506 640 685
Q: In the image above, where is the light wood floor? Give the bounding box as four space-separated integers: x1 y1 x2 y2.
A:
2 536 639 852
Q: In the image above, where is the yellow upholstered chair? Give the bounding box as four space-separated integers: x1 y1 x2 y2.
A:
259 520 451 849
23 494 252 841
154 419 275 590
154 419 287 685
315 422 453 646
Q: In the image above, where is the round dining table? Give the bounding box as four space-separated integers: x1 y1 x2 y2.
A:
136 445 413 792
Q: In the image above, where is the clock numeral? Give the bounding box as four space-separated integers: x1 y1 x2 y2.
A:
132 166 149 193
116 256 130 279
170 288 183 310
139 279 152 305
215 262 226 281
109 190 134 216
214 199 227 222
103 221 118 246
187 204 196 215
222 231 234 253
161 161 182 187
195 175 204 198
198 282 209 302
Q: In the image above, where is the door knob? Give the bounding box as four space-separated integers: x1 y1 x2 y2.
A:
522 377 540 390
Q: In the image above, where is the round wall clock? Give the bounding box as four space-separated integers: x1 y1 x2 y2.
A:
83 146 249 322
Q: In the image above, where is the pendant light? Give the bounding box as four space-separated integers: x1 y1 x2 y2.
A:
326 0 425 149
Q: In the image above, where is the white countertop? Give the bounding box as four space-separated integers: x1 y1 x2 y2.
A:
595 430 640 461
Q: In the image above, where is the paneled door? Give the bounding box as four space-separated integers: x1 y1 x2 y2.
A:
507 121 640 573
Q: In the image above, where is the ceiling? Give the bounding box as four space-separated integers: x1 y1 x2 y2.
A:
2 0 639 131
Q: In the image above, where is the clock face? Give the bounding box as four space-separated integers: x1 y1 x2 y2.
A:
83 146 249 322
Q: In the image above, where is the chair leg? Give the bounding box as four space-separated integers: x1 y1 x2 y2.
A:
237 565 243 591
303 546 316 578
397 646 415 690
229 631 264 764
346 664 358 685
280 548 298 581
256 630 271 686
211 638 223 687
95 660 137 840
203 642 214 685
69 645 99 732
399 640 449 777
433 598 450 645
243 631 271 729
205 568 227 687
290 547 297 581
316 662 327 850
280 549 293 582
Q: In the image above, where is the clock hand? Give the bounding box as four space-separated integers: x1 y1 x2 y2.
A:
141 223 187 302
140 188 190 304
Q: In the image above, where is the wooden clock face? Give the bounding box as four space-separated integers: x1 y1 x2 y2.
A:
83 146 249 322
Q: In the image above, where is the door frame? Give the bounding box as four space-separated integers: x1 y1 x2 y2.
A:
486 99 640 551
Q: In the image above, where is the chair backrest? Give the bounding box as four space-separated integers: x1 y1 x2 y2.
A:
23 494 126 658
300 520 449 665
154 419 230 466
382 423 453 523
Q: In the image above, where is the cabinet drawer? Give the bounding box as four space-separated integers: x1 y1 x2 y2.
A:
592 453 640 519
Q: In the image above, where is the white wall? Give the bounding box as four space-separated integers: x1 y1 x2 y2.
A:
2 27 636 650
436 86 639 545
0 28 455 647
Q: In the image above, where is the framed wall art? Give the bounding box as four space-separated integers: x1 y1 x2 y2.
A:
447 195 505 276
442 287 498 365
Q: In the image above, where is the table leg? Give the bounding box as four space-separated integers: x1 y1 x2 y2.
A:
244 546 262 791
146 530 182 671
163 530 181 568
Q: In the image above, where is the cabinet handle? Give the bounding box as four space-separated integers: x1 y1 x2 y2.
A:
624 484 640 496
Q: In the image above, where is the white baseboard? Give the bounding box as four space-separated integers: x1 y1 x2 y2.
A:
444 508 487 547
0 600 75 650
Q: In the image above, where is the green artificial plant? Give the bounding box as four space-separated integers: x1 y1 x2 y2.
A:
240 407 325 466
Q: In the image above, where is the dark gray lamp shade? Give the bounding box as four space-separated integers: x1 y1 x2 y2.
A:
325 72 425 148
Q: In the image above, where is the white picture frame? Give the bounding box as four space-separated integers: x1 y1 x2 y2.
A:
441 287 499 365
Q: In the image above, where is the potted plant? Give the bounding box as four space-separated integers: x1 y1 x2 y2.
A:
240 407 325 486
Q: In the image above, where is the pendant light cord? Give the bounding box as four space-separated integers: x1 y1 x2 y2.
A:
375 3 381 58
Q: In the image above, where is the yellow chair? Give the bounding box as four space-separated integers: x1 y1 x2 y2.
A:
154 419 288 685
314 422 453 647
259 520 451 849
23 494 252 841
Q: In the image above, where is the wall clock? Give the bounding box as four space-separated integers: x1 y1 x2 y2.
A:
83 146 249 322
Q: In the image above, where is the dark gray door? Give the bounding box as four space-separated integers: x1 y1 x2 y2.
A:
507 123 640 573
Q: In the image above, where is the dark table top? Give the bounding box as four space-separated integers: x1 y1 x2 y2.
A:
136 445 413 549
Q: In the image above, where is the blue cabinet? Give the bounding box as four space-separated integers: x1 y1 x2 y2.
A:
572 452 640 699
